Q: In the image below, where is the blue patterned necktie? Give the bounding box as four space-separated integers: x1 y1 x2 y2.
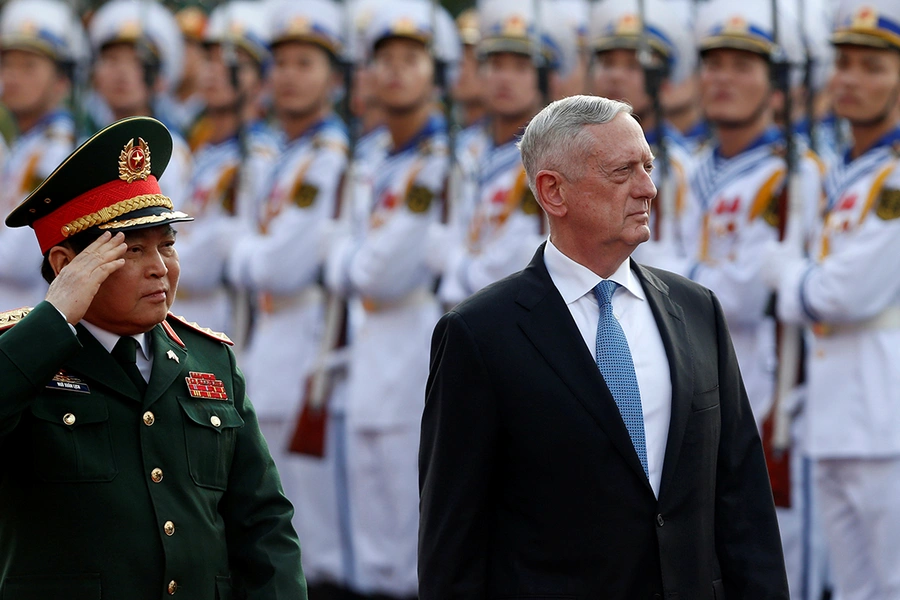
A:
594 280 648 478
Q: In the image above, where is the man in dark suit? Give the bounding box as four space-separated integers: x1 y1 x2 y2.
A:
419 95 788 599
0 117 306 599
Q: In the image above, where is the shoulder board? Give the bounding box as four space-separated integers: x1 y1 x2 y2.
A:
166 313 234 346
0 306 32 331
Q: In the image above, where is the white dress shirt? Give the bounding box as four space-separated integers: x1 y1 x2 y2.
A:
543 239 672 497
81 320 153 383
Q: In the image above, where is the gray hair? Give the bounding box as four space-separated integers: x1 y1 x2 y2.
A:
517 95 633 193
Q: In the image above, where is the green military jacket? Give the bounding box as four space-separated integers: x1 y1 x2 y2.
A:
0 302 307 600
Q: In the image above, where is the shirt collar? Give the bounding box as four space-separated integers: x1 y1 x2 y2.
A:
543 238 645 306
81 320 151 361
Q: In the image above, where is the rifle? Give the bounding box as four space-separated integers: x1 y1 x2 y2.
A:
762 0 805 509
289 7 356 457
636 0 675 244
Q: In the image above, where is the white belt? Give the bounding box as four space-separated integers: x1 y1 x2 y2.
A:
813 305 900 337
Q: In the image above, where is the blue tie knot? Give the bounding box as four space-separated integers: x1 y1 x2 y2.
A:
594 280 619 306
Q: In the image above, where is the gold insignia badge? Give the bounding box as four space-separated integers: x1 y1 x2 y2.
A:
521 189 542 215
762 193 782 228
293 182 319 208
118 137 152 183
852 6 878 29
875 188 900 221
406 185 434 214
616 13 641 35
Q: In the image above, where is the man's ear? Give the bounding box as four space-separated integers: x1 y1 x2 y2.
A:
47 245 77 277
535 169 567 219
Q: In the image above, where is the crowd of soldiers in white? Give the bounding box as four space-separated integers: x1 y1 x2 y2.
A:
1 0 899 598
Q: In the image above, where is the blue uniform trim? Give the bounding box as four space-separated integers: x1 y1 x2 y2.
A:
799 265 822 323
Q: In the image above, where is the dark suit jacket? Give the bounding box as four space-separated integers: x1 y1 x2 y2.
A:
0 301 306 600
419 244 788 600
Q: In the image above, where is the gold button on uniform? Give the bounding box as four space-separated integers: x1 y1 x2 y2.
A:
167 580 178 595
151 468 163 483
63 413 75 426
210 415 221 428
164 520 175 536
143 411 155 426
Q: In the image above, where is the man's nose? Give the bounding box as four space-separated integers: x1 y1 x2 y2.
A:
146 251 168 277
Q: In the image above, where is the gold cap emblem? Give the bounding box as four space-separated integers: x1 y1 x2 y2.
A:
288 16 311 35
118 137 151 183
724 15 749 34
852 6 879 29
502 15 528 37
616 14 642 35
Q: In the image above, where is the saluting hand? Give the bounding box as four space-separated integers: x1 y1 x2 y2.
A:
45 231 127 325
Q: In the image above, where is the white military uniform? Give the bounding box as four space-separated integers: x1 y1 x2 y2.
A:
440 124 543 305
440 1 571 306
229 0 355 589
689 127 822 425
231 115 350 587
175 124 277 335
692 5 829 599
328 112 448 597
0 0 85 310
772 127 900 600
173 1 276 336
323 2 458 594
0 112 73 309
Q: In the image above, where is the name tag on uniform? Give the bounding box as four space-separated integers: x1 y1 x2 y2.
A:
185 372 228 400
45 371 90 394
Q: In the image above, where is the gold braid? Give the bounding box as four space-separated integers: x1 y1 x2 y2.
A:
60 194 173 238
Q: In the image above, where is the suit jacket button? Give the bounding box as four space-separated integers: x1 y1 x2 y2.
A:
210 415 222 428
656 514 665 527
143 411 155 426
167 580 178 595
63 413 75 426
151 468 163 483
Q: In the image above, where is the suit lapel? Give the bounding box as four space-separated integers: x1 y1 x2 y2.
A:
68 325 142 402
145 323 188 408
631 264 694 500
516 246 653 492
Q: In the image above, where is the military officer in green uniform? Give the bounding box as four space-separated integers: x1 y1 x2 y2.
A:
0 116 306 600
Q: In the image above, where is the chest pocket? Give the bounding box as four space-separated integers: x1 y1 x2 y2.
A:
29 397 117 483
178 397 244 490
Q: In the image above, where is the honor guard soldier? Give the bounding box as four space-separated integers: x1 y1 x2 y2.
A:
88 0 192 207
0 0 85 311
0 116 306 599
762 1 900 598
324 1 458 596
691 4 828 597
159 7 209 136
452 8 487 129
589 0 697 272
227 1 354 596
174 1 278 337
437 0 565 306
546 0 591 100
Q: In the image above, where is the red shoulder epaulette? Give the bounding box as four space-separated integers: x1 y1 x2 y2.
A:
165 313 234 346
0 307 31 331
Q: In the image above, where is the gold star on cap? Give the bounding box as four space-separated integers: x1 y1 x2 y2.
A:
118 138 151 183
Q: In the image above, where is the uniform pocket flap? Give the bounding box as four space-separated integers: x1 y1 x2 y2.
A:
30 398 109 427
178 397 244 432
